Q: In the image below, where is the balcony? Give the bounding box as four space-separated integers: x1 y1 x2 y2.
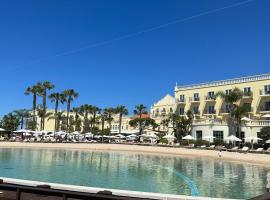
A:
203 110 216 115
243 91 253 98
189 97 200 103
205 96 216 101
260 90 270 96
260 106 270 113
220 108 230 114
192 110 200 115
177 98 186 104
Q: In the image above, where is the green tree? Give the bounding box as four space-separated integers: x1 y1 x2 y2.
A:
90 106 101 128
48 111 65 132
129 118 156 134
25 84 39 129
37 81 55 130
115 106 128 134
0 113 20 132
13 109 30 129
79 104 91 133
72 107 82 132
104 107 115 133
258 126 270 141
216 87 246 136
63 89 79 132
49 92 65 133
133 104 148 135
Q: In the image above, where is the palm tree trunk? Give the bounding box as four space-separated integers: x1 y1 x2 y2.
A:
33 93 37 130
21 117 24 129
66 99 70 132
119 114 122 134
54 100 59 136
42 92 47 130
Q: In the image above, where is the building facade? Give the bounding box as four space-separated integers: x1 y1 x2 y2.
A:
151 74 270 142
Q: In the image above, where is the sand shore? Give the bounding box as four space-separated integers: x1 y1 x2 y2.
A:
0 142 270 167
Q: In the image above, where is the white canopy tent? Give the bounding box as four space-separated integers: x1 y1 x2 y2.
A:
241 117 251 122
13 129 31 133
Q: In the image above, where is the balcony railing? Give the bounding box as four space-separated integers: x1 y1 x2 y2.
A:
260 106 270 112
193 110 200 115
205 96 216 101
189 97 200 102
220 108 230 114
260 90 270 96
203 110 216 115
243 91 253 97
177 98 186 103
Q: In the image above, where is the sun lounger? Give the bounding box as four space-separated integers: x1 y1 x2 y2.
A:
239 146 249 153
228 146 238 152
256 148 264 152
200 145 206 149
207 145 215 150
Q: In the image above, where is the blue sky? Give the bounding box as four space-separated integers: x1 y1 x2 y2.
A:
0 0 269 116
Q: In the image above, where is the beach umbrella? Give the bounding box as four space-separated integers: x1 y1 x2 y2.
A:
262 114 270 118
13 129 31 133
162 135 176 139
183 135 195 144
241 117 251 122
115 134 125 139
0 128 5 131
71 131 80 135
225 135 242 146
147 133 159 139
265 139 270 144
128 134 137 137
225 135 242 142
244 136 263 149
203 135 216 145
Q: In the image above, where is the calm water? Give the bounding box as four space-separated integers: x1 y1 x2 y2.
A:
0 148 268 199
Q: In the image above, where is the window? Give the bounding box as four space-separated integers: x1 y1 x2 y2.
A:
156 108 159 113
265 85 270 94
194 93 199 101
213 131 223 141
193 106 199 114
243 87 251 96
225 89 232 95
264 101 270 111
236 131 245 142
208 105 215 114
196 131 202 140
179 95 185 102
170 107 173 112
208 91 215 99
162 108 166 112
243 103 252 112
179 107 184 115
225 104 231 113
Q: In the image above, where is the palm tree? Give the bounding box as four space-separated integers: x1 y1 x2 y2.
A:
90 106 101 128
63 89 79 132
37 81 55 130
115 106 128 134
216 88 244 136
72 107 81 132
49 92 65 133
25 84 39 129
79 104 91 132
133 104 148 135
104 107 115 133
134 104 148 118
13 109 30 129
48 111 65 132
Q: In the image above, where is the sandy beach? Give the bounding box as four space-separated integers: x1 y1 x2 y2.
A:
0 142 270 167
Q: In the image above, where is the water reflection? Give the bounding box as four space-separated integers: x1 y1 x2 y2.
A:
0 148 268 199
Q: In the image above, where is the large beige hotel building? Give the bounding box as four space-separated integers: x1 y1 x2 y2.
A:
151 74 270 141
